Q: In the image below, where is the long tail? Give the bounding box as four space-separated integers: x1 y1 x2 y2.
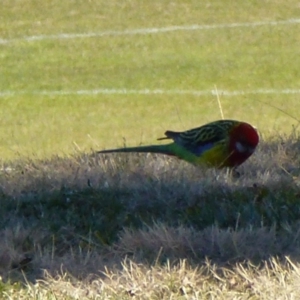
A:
97 144 175 156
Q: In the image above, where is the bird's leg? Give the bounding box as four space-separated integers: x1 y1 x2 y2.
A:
230 168 241 178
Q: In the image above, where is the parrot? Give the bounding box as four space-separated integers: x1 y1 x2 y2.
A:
97 119 259 168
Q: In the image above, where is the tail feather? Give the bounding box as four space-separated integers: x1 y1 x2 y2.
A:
97 144 175 156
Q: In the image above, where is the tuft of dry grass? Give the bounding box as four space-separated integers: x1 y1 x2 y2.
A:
3 257 300 299
0 134 300 298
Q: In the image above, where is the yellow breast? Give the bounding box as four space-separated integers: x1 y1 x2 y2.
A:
194 143 230 168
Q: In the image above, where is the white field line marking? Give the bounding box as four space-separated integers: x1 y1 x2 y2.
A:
1 18 300 44
1 88 300 97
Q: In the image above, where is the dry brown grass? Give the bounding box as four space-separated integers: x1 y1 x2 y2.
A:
3 257 300 299
0 136 300 298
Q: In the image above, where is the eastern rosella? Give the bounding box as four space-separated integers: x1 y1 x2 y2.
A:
98 119 259 168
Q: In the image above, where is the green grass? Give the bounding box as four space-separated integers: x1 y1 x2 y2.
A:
0 94 298 160
1 0 300 298
1 0 300 160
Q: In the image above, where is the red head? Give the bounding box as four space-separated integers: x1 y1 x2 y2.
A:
227 122 259 167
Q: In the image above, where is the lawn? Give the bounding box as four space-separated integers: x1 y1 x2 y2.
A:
1 0 300 298
1 0 300 161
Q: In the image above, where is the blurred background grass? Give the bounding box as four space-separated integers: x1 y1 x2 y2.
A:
1 0 300 161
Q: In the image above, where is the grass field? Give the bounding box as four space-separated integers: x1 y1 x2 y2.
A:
1 0 300 298
1 0 300 160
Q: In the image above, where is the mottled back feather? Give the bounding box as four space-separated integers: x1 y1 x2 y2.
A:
158 120 239 156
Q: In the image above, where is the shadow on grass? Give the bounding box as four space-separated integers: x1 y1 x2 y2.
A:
0 136 300 284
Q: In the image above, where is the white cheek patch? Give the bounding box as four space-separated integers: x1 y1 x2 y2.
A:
235 142 255 154
235 142 247 153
